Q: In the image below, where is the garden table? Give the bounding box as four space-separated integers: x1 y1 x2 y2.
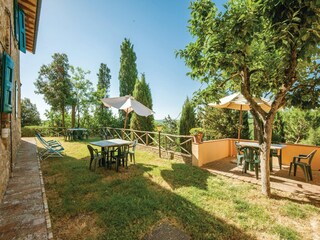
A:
67 128 88 141
89 139 132 171
238 141 286 171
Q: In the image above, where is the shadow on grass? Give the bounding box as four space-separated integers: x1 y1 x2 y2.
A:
161 163 213 190
39 144 256 239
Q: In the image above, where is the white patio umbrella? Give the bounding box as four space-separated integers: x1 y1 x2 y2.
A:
101 95 155 129
208 92 271 142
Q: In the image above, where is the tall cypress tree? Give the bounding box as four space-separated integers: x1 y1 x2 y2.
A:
179 97 196 154
94 63 113 127
118 38 138 126
130 73 154 131
179 97 196 136
97 63 111 98
119 38 138 96
242 111 250 139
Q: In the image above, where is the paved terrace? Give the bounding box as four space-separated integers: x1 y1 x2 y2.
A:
203 157 320 204
0 138 52 239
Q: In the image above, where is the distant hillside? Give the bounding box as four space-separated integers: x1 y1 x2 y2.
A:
155 119 164 124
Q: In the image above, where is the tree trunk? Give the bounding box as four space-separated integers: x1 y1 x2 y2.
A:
253 118 259 140
259 120 272 197
61 107 65 128
71 104 76 128
77 103 80 128
250 110 275 197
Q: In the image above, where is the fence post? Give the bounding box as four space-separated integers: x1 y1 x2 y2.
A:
157 126 163 158
146 133 149 146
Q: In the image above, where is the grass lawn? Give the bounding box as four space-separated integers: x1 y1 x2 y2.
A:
40 137 320 240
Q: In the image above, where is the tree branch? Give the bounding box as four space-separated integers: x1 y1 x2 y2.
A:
240 67 267 118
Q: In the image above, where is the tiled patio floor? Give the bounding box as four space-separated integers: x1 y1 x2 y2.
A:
0 138 52 239
203 157 320 204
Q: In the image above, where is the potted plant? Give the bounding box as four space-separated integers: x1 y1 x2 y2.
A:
190 127 204 144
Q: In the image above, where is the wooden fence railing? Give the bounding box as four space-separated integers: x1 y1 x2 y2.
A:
31 127 193 159
99 127 193 159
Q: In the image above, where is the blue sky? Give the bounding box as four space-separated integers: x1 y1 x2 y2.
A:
21 0 225 120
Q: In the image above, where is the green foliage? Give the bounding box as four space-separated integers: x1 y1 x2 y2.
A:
43 109 63 127
93 63 115 128
305 127 320 146
179 97 195 154
189 127 204 135
162 115 179 134
179 97 196 136
119 38 138 125
70 66 93 128
130 73 154 131
21 98 41 127
283 108 311 144
34 53 72 127
242 111 250 140
21 126 40 137
272 112 285 143
97 63 111 99
198 106 239 140
119 38 138 97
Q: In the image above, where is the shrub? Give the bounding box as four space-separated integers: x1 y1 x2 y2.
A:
189 127 205 135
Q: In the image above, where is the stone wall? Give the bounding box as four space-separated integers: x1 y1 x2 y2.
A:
0 0 22 200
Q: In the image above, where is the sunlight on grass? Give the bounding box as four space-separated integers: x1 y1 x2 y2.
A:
40 137 320 240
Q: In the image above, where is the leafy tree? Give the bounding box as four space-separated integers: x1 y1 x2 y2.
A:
21 98 41 127
119 38 138 126
283 108 310 144
163 115 179 135
43 109 62 127
94 63 114 128
272 112 285 143
242 111 250 140
34 53 72 127
179 97 196 154
178 0 319 196
130 74 154 131
198 106 238 140
70 66 93 127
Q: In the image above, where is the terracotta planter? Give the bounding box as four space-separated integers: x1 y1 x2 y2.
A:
193 133 203 144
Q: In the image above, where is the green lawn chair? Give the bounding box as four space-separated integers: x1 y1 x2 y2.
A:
289 149 317 182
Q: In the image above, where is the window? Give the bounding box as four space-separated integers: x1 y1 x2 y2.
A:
2 52 14 113
18 7 26 53
14 1 26 53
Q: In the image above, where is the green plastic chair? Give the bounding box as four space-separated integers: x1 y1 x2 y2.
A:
289 149 316 182
128 140 137 164
270 149 282 170
242 147 260 179
87 145 103 171
235 142 244 166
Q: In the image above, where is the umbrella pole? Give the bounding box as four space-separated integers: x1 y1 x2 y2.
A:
238 105 243 142
123 111 129 139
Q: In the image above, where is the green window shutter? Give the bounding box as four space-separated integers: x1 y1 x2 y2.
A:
14 0 19 40
18 7 26 53
2 52 14 113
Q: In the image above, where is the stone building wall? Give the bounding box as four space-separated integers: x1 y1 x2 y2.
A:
0 0 22 200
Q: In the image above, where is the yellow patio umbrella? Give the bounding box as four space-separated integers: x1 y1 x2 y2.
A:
208 92 271 142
